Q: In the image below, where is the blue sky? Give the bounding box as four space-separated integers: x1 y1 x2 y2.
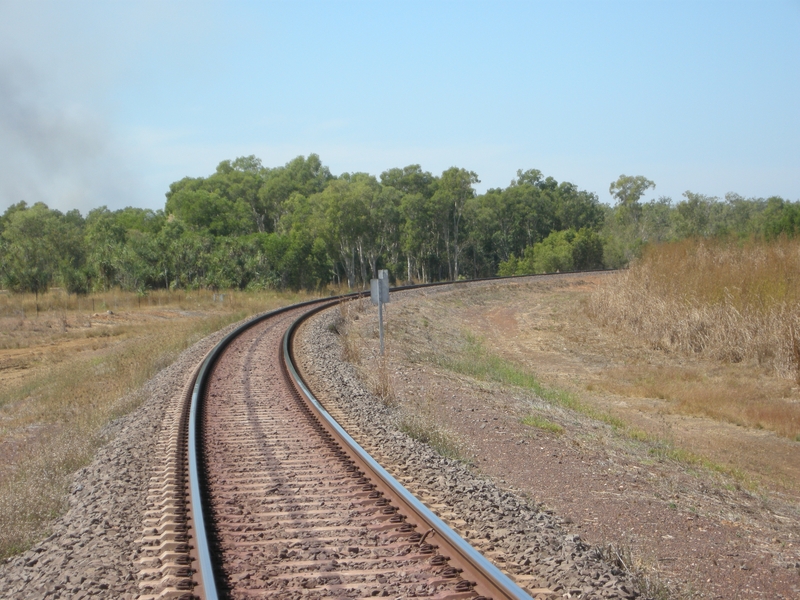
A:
1 0 798 215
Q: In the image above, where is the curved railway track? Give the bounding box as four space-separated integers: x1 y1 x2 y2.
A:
138 279 557 599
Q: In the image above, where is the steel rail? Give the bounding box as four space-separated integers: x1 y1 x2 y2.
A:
187 296 342 598
187 270 611 597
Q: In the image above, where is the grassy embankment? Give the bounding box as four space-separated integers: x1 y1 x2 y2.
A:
421 327 755 484
589 237 800 441
0 287 315 559
432 330 621 428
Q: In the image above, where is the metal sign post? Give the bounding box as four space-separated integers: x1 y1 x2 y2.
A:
370 269 390 355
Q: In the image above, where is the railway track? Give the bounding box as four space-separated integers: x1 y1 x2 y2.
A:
137 287 536 600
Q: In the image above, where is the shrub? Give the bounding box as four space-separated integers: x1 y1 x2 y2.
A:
497 228 604 275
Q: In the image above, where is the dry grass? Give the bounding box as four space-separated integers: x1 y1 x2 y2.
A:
599 364 799 439
370 353 396 406
397 392 467 462
589 238 800 439
334 295 397 404
429 330 626 429
333 294 467 461
398 414 465 461
0 287 319 350
0 287 312 558
335 299 362 364
594 544 684 600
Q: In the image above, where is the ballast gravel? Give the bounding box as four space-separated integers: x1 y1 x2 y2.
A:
295 307 640 599
0 320 243 600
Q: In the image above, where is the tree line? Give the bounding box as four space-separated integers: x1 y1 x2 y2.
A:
1 156 797 295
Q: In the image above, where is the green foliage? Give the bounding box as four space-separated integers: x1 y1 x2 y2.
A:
380 164 437 198
165 187 254 236
761 196 800 239
259 154 334 232
526 230 576 273
609 174 656 227
1 203 62 297
571 228 605 270
520 414 564 434
498 228 604 275
113 207 165 234
2 157 796 297
675 191 716 238
431 167 479 280
468 170 604 279
497 254 518 277
598 175 800 266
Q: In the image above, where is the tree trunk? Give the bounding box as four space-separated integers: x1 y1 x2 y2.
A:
357 241 368 287
454 241 459 280
370 254 378 280
251 207 265 233
340 245 356 289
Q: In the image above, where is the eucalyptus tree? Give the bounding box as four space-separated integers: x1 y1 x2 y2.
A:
552 182 604 232
609 174 656 227
472 168 602 271
380 164 438 198
85 207 127 290
400 192 440 282
507 169 544 240
1 203 63 305
56 209 89 294
381 165 439 281
759 196 800 239
259 154 335 232
314 176 371 288
168 231 214 288
206 156 267 232
433 167 479 280
342 173 382 285
675 191 717 238
721 193 766 237
639 197 676 243
465 188 506 267
165 184 255 237
115 230 160 292
364 184 403 279
502 170 557 252
113 207 166 235
0 201 29 237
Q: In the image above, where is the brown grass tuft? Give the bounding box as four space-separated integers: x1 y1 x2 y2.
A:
336 299 362 364
398 393 466 462
370 353 396 406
